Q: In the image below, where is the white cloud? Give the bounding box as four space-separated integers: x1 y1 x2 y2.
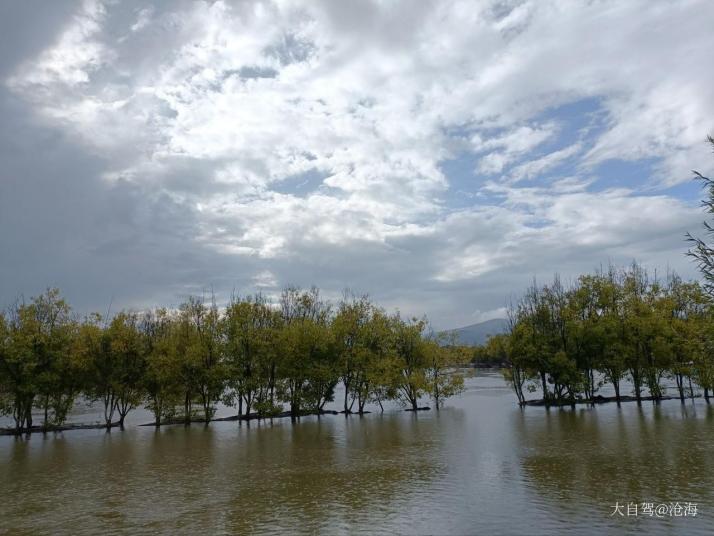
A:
510 143 581 182
474 123 557 174
3 0 713 327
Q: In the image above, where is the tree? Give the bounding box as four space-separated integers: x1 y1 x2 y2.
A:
593 268 628 404
223 294 279 417
0 312 10 418
77 313 115 428
695 314 714 402
141 309 181 426
427 332 465 409
0 289 81 431
686 135 714 293
179 296 224 423
2 283 485 432
277 287 334 418
355 308 394 413
390 315 429 411
108 312 146 427
686 134 714 403
32 289 81 428
0 300 40 432
332 292 372 414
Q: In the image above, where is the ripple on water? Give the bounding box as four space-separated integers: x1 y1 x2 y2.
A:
2 375 714 535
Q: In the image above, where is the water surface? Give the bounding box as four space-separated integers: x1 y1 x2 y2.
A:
1 371 713 535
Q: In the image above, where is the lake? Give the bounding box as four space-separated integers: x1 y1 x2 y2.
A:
1 370 713 535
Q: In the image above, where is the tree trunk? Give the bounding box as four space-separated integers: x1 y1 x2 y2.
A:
590 368 595 400
540 372 549 404
269 363 276 404
358 394 367 414
343 379 350 414
290 383 300 419
117 397 131 428
25 401 33 431
43 395 50 431
184 393 191 425
153 396 162 427
13 395 25 433
633 373 642 405
513 367 526 405
105 393 116 429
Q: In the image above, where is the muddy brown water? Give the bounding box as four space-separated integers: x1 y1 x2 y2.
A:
1 370 713 535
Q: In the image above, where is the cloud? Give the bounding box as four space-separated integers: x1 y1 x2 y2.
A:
509 143 581 182
7 0 108 89
1 0 712 328
474 123 558 174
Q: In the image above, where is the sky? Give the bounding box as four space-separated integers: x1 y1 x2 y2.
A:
1 0 713 329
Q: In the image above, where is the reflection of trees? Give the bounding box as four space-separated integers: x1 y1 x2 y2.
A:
0 414 447 534
223 415 446 534
513 404 714 513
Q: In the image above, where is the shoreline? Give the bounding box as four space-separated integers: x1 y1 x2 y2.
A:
0 421 122 436
523 394 702 407
139 408 345 426
2 406 433 435
9 394 706 435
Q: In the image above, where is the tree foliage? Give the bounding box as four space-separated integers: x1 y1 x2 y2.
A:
0 287 465 432
494 264 714 406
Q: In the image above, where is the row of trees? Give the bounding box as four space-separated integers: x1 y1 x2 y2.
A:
488 264 714 406
0 288 464 433
493 137 714 406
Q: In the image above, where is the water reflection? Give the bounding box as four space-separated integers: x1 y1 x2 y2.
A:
514 402 714 534
0 413 449 535
2 372 713 535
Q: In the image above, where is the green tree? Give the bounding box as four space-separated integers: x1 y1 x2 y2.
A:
390 315 429 411
31 289 80 428
427 332 465 409
223 295 280 417
179 296 224 423
141 309 181 426
332 293 372 413
0 302 41 432
686 134 714 293
277 287 335 418
76 313 115 428
108 312 146 426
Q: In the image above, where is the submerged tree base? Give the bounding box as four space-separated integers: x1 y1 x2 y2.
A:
0 421 122 436
1 406 435 435
139 408 347 426
524 394 698 407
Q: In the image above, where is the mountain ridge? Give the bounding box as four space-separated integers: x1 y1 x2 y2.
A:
443 318 508 346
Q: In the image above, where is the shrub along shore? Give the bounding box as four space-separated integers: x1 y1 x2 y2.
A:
0 288 462 435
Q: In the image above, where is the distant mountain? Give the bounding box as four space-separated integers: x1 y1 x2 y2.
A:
444 318 508 346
